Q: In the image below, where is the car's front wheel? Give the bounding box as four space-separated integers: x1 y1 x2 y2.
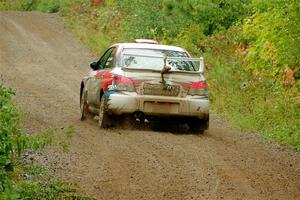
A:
98 96 112 128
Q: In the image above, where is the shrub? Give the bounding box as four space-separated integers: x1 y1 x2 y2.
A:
0 84 21 193
205 26 300 149
0 83 77 198
36 0 61 13
243 0 300 82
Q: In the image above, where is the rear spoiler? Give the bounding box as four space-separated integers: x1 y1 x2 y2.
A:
122 53 205 73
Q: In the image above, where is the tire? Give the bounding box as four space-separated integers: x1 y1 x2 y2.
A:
98 96 112 128
188 117 209 134
80 91 89 121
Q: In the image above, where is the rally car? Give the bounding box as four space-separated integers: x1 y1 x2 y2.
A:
80 39 209 132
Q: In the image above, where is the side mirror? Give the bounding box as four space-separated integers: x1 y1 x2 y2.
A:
90 62 99 70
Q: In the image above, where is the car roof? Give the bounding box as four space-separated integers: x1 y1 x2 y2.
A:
113 43 186 52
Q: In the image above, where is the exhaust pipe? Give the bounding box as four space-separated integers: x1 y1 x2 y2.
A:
133 111 144 122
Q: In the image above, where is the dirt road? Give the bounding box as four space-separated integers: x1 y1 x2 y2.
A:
1 12 300 200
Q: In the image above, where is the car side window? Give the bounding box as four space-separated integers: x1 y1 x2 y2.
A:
104 48 116 69
98 47 116 69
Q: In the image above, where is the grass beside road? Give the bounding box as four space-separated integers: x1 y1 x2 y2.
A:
0 83 91 199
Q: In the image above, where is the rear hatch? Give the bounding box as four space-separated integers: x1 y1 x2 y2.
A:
121 67 205 98
113 47 207 98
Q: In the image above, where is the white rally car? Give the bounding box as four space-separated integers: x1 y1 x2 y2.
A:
80 39 209 133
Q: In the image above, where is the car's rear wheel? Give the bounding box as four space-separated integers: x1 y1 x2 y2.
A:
98 96 112 128
80 92 89 121
188 117 209 134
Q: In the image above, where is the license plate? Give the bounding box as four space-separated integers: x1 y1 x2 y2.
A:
144 102 179 114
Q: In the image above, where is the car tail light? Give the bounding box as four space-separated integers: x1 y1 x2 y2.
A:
188 81 208 96
111 75 135 92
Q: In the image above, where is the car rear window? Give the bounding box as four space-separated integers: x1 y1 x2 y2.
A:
122 48 196 71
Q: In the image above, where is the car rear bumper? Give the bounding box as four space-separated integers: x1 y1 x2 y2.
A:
104 91 209 119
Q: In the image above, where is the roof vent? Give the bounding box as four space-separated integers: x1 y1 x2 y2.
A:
134 39 158 44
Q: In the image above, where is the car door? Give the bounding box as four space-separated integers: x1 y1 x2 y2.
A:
87 47 116 106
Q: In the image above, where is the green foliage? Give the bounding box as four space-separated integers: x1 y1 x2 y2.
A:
0 84 21 192
206 27 300 149
0 83 77 197
163 0 251 35
117 0 164 40
35 0 61 13
162 24 206 56
20 0 39 11
1 163 93 200
109 0 251 46
0 0 70 13
243 0 300 73
0 0 22 10
20 126 74 152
